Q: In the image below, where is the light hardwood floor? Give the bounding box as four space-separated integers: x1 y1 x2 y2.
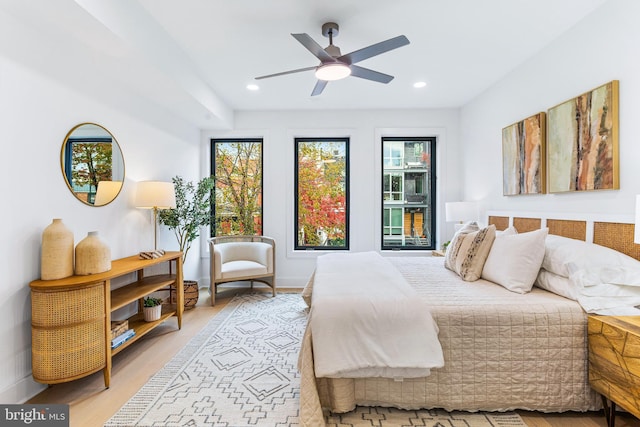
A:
28 287 640 427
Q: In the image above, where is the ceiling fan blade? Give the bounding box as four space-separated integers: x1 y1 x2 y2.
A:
311 80 328 96
339 35 410 65
349 65 394 83
255 66 317 80
292 33 335 63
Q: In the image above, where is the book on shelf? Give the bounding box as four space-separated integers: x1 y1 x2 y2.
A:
111 329 135 349
110 320 129 340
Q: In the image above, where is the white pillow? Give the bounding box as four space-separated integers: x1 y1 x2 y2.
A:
496 226 518 236
543 234 640 278
482 228 548 293
535 269 578 300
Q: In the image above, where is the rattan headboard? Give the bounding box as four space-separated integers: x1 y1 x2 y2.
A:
487 212 640 261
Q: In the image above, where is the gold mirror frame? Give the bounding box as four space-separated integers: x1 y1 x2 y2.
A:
60 123 125 206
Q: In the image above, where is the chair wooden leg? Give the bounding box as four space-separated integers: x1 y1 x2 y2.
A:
211 283 216 306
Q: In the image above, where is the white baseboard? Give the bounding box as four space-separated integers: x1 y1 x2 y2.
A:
0 375 46 404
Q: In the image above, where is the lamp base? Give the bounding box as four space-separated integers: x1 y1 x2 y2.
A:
139 249 166 260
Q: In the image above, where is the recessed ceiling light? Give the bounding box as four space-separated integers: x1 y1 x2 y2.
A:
413 81 427 89
246 84 259 91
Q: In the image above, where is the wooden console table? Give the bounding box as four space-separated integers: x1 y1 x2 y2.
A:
29 251 183 388
588 314 640 427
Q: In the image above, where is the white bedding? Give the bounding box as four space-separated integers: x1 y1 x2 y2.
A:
299 256 598 426
310 251 444 378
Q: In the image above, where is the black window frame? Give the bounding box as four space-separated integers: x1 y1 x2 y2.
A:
294 137 350 251
210 138 264 237
381 136 437 250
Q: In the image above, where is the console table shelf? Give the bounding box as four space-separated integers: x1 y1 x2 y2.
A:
111 274 176 310
30 251 183 388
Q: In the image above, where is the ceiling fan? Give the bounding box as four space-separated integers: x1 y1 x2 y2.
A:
255 22 410 96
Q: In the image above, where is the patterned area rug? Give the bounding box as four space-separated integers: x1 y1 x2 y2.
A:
105 293 527 427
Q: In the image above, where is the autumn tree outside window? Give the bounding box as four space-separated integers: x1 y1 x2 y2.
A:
211 139 263 236
64 137 113 205
295 138 349 250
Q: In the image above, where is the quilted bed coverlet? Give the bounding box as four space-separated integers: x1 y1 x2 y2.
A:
299 256 599 426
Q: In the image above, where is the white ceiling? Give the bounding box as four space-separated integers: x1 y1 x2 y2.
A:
1 0 608 129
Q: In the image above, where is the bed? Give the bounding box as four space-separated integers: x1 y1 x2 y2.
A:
298 213 640 426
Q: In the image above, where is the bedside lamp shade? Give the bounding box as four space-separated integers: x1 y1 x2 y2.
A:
135 181 176 253
445 201 478 223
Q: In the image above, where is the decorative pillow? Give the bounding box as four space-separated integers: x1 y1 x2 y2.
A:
444 221 479 271
482 227 548 293
535 268 578 300
447 224 496 281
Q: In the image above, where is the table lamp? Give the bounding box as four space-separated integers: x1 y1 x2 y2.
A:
445 201 478 232
135 181 176 258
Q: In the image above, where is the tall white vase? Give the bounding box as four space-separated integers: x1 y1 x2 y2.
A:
75 231 111 275
41 218 74 280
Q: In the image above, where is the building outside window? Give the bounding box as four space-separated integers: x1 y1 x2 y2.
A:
211 139 263 236
381 137 436 250
295 137 349 250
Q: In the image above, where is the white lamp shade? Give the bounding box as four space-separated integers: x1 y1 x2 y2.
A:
134 181 176 209
94 181 123 206
445 201 478 223
635 195 640 244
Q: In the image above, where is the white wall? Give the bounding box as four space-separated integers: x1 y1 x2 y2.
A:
201 108 461 287
460 0 640 218
0 55 202 402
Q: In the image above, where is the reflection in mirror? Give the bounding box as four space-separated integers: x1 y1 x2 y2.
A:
60 123 125 206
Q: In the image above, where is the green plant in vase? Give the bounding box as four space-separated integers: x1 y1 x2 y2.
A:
158 175 215 309
143 296 163 307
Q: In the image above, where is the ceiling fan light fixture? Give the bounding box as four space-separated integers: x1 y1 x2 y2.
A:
315 63 351 81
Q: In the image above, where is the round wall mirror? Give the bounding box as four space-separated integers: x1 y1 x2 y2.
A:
60 123 125 206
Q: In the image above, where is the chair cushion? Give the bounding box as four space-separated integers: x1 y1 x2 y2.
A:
220 260 268 280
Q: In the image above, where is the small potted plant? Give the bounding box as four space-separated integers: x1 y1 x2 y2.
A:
143 296 163 322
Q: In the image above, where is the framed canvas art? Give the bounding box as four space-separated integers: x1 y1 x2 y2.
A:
547 80 619 193
502 112 546 195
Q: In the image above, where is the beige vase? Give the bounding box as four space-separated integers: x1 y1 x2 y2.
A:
41 218 74 280
75 231 111 275
143 305 162 322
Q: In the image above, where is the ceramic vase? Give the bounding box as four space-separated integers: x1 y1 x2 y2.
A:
75 231 111 275
41 218 74 280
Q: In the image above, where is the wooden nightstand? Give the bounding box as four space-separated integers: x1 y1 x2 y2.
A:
431 250 446 257
588 315 640 427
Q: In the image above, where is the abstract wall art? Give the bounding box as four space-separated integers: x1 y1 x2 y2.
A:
502 112 546 196
547 80 619 193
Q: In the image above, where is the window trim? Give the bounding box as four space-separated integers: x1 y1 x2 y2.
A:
294 137 350 251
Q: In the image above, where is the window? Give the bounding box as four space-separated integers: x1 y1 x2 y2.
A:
295 138 349 250
381 137 436 250
211 139 263 236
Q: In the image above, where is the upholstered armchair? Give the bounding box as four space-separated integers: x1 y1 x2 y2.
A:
208 235 276 306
